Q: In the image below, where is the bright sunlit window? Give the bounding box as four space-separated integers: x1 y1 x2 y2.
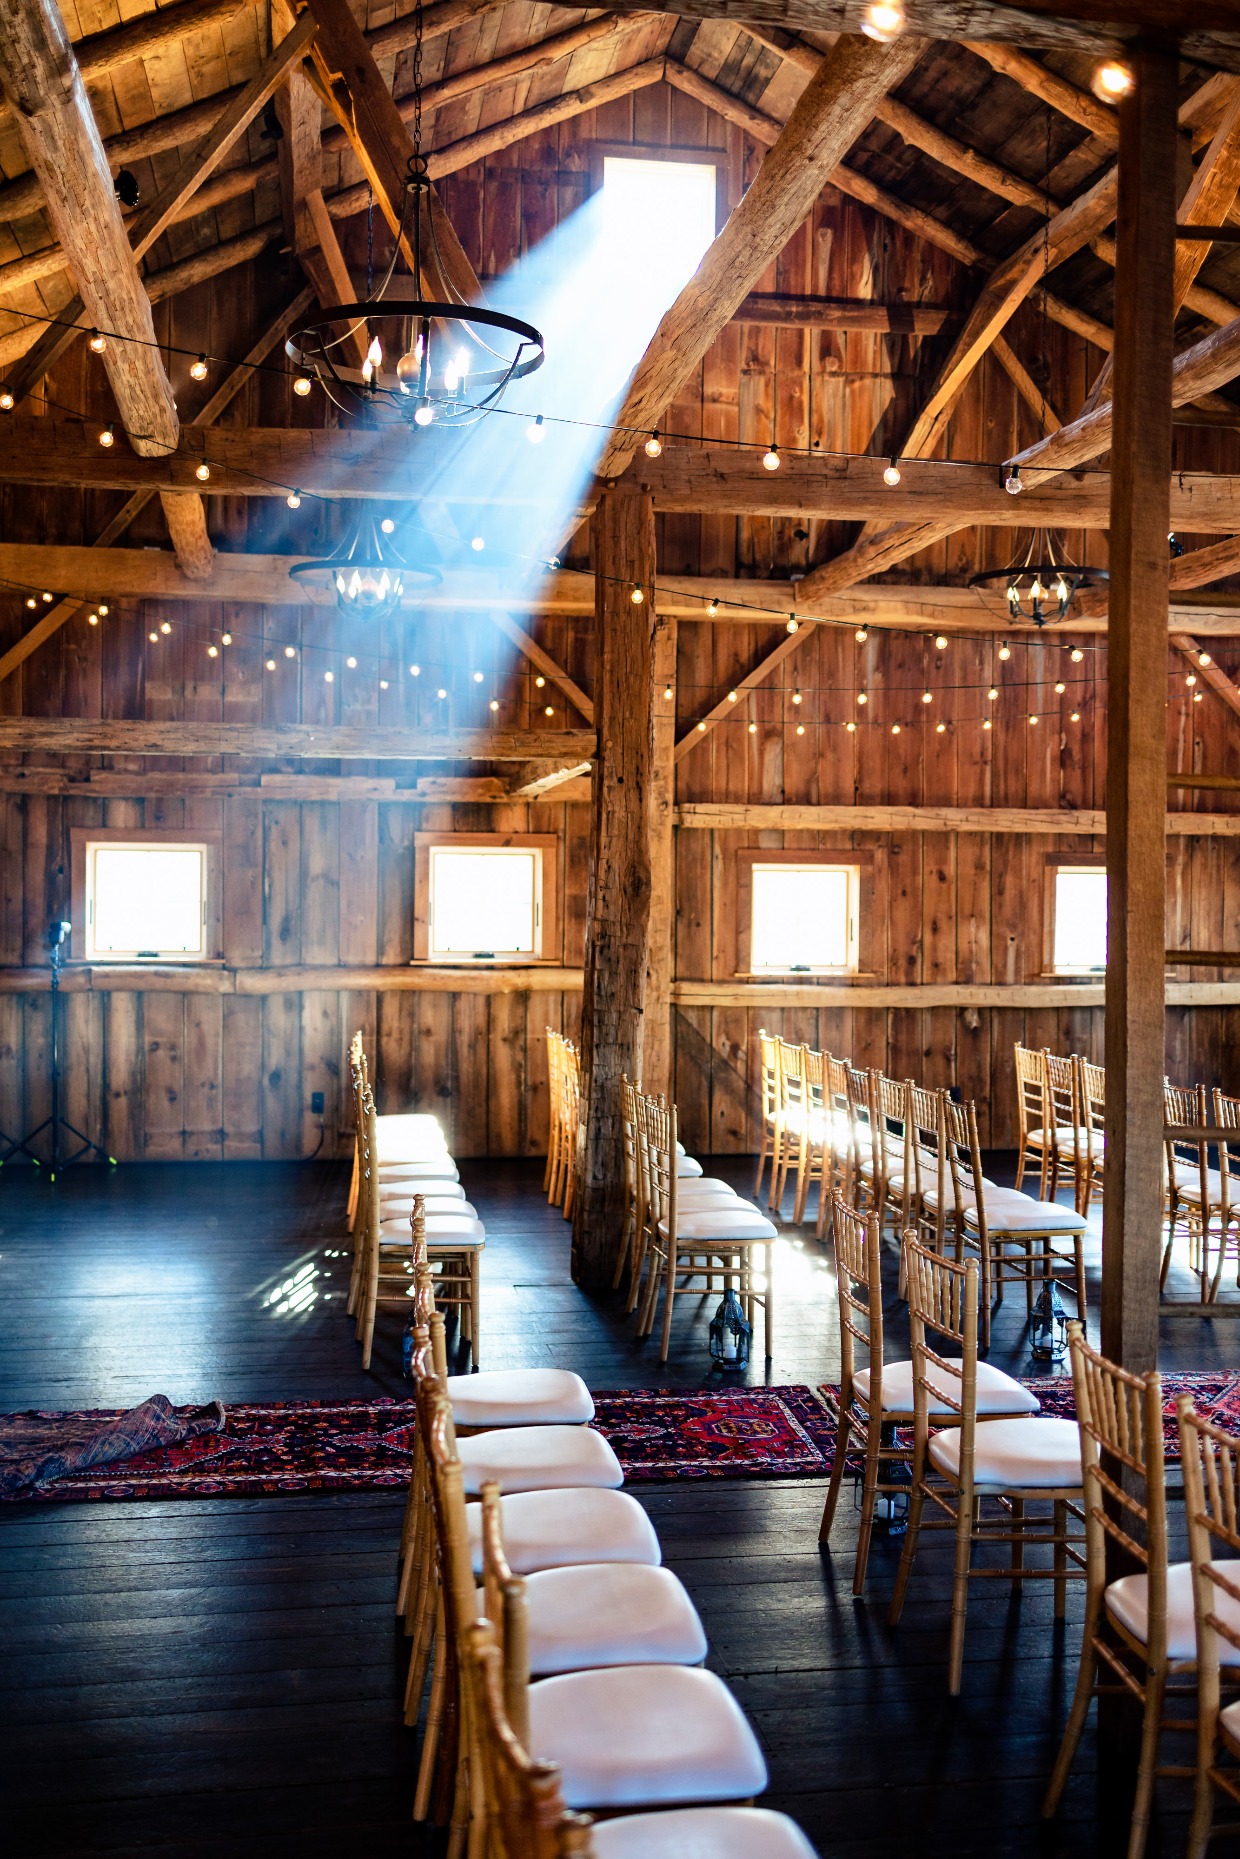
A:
427 846 543 961
601 154 718 289
750 863 859 974
1052 866 1108 972
84 841 209 960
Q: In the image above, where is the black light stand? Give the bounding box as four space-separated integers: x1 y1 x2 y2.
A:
0 922 117 1182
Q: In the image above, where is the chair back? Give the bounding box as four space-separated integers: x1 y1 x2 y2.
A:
1014 1043 1048 1142
908 1084 946 1240
1044 1050 1079 1145
1165 1080 1211 1211
757 1029 780 1130
826 1054 855 1191
1068 1324 1166 1658
1178 1398 1240 1726
620 1074 640 1222
902 1236 978 1469
942 1094 987 1248
778 1038 809 1132
478 1483 530 1745
847 1065 882 1197
1213 1091 1240 1226
461 1617 594 1859
876 1073 912 1195
832 1194 885 1411
803 1044 826 1139
638 1090 678 1241
1077 1056 1105 1173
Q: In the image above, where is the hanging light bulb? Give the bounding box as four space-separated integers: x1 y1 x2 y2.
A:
380 518 395 535
413 401 435 426
1055 680 1066 694
88 329 106 353
287 490 301 509
380 679 390 690
935 634 948 651
1070 646 1084 663
1029 714 1039 726
23 596 35 610
762 443 781 471
1092 58 1134 101
891 723 901 735
998 642 1012 661
41 591 52 603
883 456 901 487
220 630 230 644
344 656 357 670
796 722 806 736
727 690 739 703
645 430 663 458
792 688 802 706
195 462 210 481
99 423 115 448
922 690 933 704
534 676 546 689
0 390 14 411
265 657 276 670
1195 690 1204 703
284 644 296 658
846 720 857 733
861 0 905 41
1187 673 1198 687
707 598 719 617
857 691 868 706
786 615 799 633
396 329 424 395
292 373 312 397
983 718 993 731
1004 466 1024 496
160 620 172 635
207 643 218 658
410 663 421 677
1200 651 1212 667
150 630 159 642
98 603 109 617
528 415 546 445
936 721 946 734
747 721 757 735
489 697 499 711
855 627 868 643
324 670 334 683
87 611 98 626
471 536 485 552
988 687 999 701
190 354 209 382
631 584 645 605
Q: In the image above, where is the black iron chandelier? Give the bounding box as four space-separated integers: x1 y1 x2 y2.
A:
283 0 543 431
288 510 441 623
969 528 1108 627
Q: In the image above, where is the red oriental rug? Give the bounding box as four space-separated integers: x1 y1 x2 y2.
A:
3 1375 1239 1503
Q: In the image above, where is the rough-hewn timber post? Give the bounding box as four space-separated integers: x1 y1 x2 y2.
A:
643 611 677 1099
571 487 657 1290
1102 43 1177 1373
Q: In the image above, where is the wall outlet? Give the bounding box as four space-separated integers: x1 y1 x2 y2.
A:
311 1091 325 1115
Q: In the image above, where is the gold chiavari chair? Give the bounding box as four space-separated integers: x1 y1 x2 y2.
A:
462 1616 820 1859
1014 1042 1057 1198
944 1095 1088 1351
545 1029 564 1202
636 1093 776 1363
846 1064 883 1217
889 1238 1084 1694
824 1054 856 1218
1208 1089 1240 1296
754 1027 782 1203
346 1032 460 1230
1178 1397 1240 1859
793 1045 829 1229
1043 1049 1083 1207
818 1197 1037 1595
772 1038 810 1218
1076 1055 1106 1216
559 1039 582 1221
625 1087 742 1315
1163 1081 1212 1298
1043 1326 1185 1859
874 1074 914 1236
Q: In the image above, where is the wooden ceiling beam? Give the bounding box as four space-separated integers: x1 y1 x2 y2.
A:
0 720 595 763
507 760 594 798
0 0 212 582
597 33 926 479
962 40 1117 141
0 287 314 688
301 0 479 306
731 294 952 332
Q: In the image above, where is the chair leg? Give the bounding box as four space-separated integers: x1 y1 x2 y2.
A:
754 1130 769 1199
413 1591 449 1817
1073 1237 1088 1332
763 1240 774 1359
1042 1590 1104 1819
888 1466 927 1627
947 1487 974 1696
1186 1719 1218 1859
1009 1496 1025 1585
658 1245 678 1363
1015 1139 1028 1193
1126 1668 1166 1859
852 1417 882 1597
1053 1498 1067 1620
818 1403 854 1545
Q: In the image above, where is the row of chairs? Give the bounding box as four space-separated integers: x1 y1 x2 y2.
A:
397 1207 814 1858
544 1030 582 1220
618 1078 777 1362
1013 1043 1107 1212
346 1033 485 1370
820 1195 1240 1859
757 1031 1088 1347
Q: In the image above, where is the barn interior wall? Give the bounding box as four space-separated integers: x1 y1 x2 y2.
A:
2 80 1240 1160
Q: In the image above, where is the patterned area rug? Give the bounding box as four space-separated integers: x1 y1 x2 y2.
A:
3 1375 1240 1503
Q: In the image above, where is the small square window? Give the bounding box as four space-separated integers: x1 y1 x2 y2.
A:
1052 866 1108 973
82 841 210 960
748 862 859 974
598 150 720 290
415 835 559 965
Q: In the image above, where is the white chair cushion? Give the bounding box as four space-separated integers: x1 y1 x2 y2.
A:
376 1169 465 1196
457 1424 623 1495
659 1210 777 1242
920 1180 998 1211
378 1212 485 1242
506 1563 707 1673
1220 1698 1240 1750
467 1488 661 1576
527 1665 768 1810
592 1808 819 1859
853 1358 1039 1417
677 1154 704 1178
964 1193 1087 1235
928 1417 1082 1490
447 1367 593 1428
1025 1127 1078 1147
1106 1559 1240 1663
378 1196 477 1219
678 1179 740 1198
1178 1169 1227 1207
374 1154 460 1180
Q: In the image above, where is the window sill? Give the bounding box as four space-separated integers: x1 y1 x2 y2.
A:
740 970 876 983
71 957 225 968
1036 970 1106 981
410 958 556 969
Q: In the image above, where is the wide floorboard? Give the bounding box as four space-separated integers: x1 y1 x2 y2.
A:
1 1157 1235 1857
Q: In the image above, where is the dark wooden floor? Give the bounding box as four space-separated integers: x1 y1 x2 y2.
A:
2 1155 1238 1858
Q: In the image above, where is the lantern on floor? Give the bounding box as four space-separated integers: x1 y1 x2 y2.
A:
853 1422 911 1535
1031 1279 1069 1361
709 1287 752 1370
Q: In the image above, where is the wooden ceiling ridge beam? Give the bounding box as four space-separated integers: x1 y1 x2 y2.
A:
599 33 927 480
300 0 479 306
0 286 315 687
0 0 212 582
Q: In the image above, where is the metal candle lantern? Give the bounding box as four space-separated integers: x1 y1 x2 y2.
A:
1030 1279 1069 1361
709 1287 752 1369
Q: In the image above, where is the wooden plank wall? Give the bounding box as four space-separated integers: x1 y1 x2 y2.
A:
2 79 1240 1158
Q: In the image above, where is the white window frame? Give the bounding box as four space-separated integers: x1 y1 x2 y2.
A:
414 833 560 965
744 858 862 977
72 830 219 963
1049 862 1108 975
591 141 728 237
